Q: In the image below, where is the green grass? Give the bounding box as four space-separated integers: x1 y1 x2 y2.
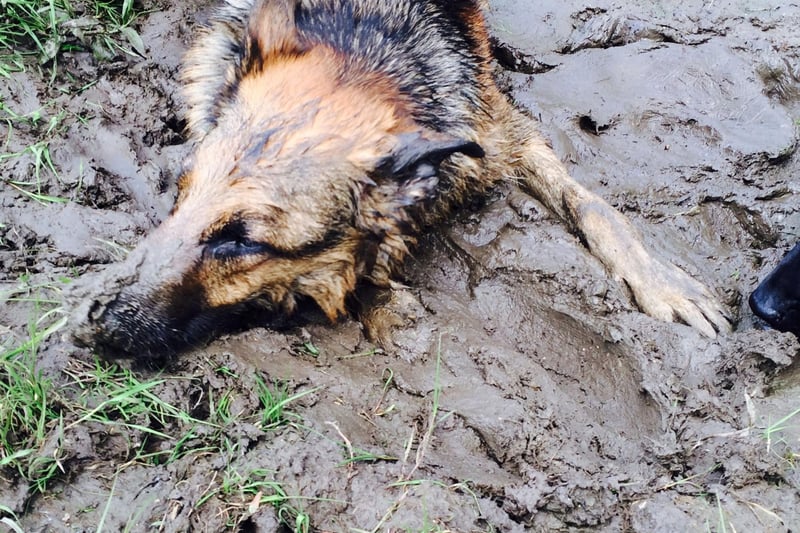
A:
0 101 67 203
184 372 321 529
197 464 311 531
763 405 800 457
255 375 317 430
1 315 317 526
62 359 201 441
0 278 69 492
0 331 214 492
0 504 25 533
0 356 64 492
0 269 321 529
0 0 147 202
0 0 144 75
714 493 731 533
359 336 459 532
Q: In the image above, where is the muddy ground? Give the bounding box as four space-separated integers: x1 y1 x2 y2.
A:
2 0 800 531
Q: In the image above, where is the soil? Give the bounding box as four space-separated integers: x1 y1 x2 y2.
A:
2 0 800 531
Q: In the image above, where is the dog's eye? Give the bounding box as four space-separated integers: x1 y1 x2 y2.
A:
204 239 275 260
201 218 277 260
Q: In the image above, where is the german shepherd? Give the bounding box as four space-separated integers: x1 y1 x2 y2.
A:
69 0 731 359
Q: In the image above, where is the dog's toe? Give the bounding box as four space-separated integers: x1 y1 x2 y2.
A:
626 259 731 338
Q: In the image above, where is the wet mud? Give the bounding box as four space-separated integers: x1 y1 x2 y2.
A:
2 0 800 531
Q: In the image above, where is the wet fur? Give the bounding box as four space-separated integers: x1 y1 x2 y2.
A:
69 0 731 358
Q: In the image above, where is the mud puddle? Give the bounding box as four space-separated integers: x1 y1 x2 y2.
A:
2 0 800 531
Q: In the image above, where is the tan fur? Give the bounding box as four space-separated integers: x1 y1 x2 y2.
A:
69 0 730 359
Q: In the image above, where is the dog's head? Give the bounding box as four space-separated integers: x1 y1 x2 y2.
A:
68 22 483 358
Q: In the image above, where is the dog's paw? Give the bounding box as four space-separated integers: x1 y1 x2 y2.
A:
626 259 732 338
359 289 426 349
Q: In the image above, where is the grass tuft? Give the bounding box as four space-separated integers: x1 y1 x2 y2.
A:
0 277 69 492
254 374 316 430
0 101 67 203
763 406 800 456
197 463 312 531
0 0 145 74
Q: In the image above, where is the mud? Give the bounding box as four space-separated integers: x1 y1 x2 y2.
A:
2 0 800 531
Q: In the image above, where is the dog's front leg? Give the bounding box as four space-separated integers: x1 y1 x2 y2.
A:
514 128 731 337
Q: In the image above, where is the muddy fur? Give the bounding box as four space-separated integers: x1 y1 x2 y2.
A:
68 0 731 359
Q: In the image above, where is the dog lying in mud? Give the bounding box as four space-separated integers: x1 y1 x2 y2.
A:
750 243 800 336
69 0 731 359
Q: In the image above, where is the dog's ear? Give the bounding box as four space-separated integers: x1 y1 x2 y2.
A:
355 132 484 285
356 130 484 230
369 131 484 207
244 0 304 71
377 131 485 181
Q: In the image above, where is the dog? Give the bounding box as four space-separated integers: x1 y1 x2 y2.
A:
68 0 731 359
750 243 800 336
